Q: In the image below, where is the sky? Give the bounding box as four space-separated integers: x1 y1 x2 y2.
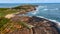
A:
0 0 60 3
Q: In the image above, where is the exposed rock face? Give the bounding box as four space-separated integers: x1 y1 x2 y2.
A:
9 16 60 34
1 5 60 34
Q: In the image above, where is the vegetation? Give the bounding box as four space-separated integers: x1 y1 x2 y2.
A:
0 17 10 28
0 5 37 17
0 8 18 17
0 5 36 34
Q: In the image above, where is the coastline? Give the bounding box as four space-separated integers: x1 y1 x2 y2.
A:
9 16 60 34
0 4 60 34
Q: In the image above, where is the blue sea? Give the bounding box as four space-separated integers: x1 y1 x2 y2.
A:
0 3 60 22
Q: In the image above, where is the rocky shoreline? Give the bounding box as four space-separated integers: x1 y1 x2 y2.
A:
9 16 60 34
4 5 37 19
0 5 60 34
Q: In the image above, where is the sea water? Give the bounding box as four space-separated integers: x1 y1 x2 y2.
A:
0 3 60 22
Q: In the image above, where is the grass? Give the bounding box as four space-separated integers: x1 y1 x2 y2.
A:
18 21 34 29
0 8 19 34
0 5 37 34
0 8 18 17
0 5 37 17
0 17 10 28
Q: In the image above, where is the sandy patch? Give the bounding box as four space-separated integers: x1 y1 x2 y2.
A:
5 14 15 19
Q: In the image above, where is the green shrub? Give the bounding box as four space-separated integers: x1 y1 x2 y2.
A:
0 17 10 28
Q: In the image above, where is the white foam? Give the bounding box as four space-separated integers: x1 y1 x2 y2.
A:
38 6 44 8
28 6 60 29
31 7 39 15
43 9 48 11
32 11 37 15
36 6 60 27
32 6 60 24
37 16 60 29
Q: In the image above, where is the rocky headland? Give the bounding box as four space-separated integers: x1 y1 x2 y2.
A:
0 5 60 34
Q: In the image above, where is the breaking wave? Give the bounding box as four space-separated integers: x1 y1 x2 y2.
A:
37 16 60 29
25 5 60 30
31 6 60 29
38 6 60 29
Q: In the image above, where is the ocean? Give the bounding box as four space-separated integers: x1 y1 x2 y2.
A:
0 3 60 22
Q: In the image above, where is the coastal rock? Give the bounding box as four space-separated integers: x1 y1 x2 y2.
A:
0 5 59 34
4 5 37 19
9 16 59 34
12 5 37 14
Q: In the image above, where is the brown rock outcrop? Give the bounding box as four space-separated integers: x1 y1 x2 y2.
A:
9 16 59 34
